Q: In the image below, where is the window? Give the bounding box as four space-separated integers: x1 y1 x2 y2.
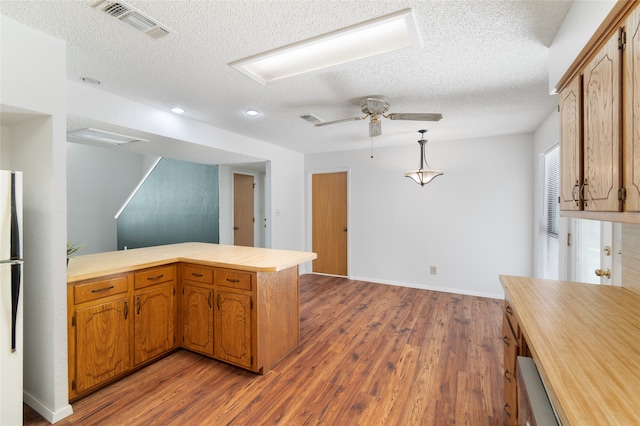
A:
540 145 559 279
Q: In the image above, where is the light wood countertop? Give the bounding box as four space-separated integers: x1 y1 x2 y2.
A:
67 242 317 283
500 275 640 425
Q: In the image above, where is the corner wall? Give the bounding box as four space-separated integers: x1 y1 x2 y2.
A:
1 15 72 422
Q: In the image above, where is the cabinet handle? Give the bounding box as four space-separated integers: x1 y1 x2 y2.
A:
124 301 129 319
581 179 589 207
217 293 221 310
192 273 204 278
226 278 241 283
208 291 212 308
504 403 512 418
136 296 141 314
505 305 513 315
572 180 580 206
504 369 513 383
503 335 510 346
91 285 114 293
147 274 164 281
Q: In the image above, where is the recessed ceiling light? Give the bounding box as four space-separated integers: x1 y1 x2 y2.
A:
171 107 185 114
81 77 101 85
245 109 260 116
229 8 420 85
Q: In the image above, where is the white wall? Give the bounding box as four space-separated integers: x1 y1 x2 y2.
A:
306 133 534 299
549 0 617 92
0 15 73 423
67 83 306 253
67 143 156 254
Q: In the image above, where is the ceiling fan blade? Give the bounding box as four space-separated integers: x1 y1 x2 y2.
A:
386 113 443 122
314 115 367 127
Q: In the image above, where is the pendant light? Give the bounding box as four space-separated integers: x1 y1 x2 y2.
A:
404 129 442 186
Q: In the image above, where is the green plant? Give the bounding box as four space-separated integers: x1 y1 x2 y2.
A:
67 242 83 257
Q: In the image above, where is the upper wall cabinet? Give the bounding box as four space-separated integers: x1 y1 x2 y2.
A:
625 6 640 211
558 1 640 223
583 29 622 212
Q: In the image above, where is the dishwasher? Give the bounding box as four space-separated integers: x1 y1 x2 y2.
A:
516 356 560 426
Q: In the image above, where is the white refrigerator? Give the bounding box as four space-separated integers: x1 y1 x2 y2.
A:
0 170 23 425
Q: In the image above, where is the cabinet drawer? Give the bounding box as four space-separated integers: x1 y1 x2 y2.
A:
183 264 213 284
214 269 253 291
74 275 129 304
134 265 175 289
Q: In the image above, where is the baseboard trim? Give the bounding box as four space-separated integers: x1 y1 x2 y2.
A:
24 391 73 424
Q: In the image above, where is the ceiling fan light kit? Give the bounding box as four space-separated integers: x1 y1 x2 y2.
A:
405 129 442 186
315 96 443 137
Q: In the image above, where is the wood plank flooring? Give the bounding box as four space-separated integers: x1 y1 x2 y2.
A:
25 274 505 425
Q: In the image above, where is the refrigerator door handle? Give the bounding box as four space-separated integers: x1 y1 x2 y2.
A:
0 259 23 265
10 172 21 352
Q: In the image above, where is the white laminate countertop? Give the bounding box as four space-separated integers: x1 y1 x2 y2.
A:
67 242 317 282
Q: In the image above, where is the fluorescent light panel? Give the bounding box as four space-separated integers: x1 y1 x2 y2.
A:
67 128 149 145
230 8 420 85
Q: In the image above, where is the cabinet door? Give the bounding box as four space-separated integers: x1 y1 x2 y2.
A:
182 283 214 356
134 283 176 365
214 289 253 369
503 311 519 426
559 76 583 211
583 30 622 211
625 7 640 211
74 297 130 394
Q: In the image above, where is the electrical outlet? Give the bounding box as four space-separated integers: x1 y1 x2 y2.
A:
430 266 437 275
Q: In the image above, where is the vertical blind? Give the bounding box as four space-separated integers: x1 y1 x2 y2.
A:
541 145 560 279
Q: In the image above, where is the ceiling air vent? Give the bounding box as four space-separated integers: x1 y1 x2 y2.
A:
300 113 323 125
91 0 175 39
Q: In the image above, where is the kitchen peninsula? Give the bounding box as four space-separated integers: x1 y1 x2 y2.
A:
66 242 316 400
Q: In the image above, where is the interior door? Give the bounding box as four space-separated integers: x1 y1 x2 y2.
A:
234 173 254 247
312 172 348 276
570 219 620 285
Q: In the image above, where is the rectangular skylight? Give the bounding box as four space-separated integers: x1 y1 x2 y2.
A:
67 128 149 145
229 8 421 85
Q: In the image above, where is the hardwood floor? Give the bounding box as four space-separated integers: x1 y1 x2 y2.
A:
25 274 505 425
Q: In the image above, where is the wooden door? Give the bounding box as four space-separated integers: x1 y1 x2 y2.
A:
625 7 640 211
134 283 175 365
582 30 622 211
312 172 348 276
182 283 214 356
74 297 130 394
234 173 254 247
214 289 253 369
559 76 583 211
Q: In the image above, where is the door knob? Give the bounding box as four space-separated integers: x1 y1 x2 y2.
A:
595 268 611 278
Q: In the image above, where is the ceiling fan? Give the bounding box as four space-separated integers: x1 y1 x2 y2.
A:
314 96 443 137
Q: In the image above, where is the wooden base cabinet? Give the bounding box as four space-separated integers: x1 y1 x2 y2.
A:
502 300 530 426
68 274 133 399
133 265 178 365
69 261 301 400
214 289 253 369
68 265 178 400
181 263 215 356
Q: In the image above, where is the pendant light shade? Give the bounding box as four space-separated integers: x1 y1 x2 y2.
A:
404 129 442 186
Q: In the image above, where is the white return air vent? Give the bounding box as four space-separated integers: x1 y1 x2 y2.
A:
91 0 175 39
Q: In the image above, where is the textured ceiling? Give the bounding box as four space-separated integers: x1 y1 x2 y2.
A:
1 0 572 159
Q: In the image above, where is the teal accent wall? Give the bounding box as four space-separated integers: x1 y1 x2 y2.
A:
117 158 219 249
